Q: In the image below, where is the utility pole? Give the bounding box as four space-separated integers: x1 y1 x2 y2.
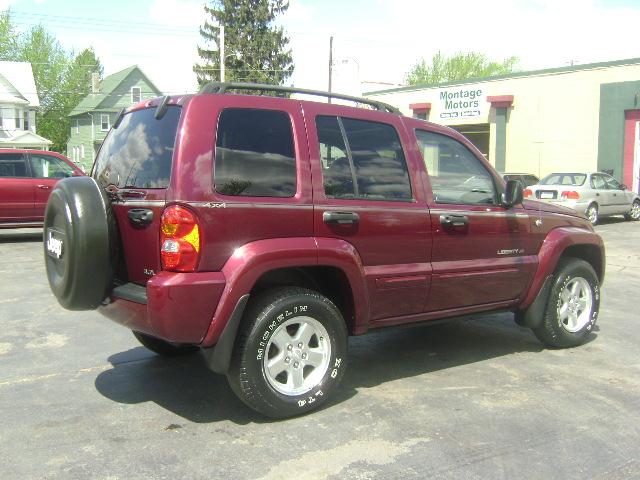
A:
328 36 333 103
220 25 225 82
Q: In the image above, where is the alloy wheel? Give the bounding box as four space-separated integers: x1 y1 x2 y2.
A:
263 316 332 396
557 277 593 333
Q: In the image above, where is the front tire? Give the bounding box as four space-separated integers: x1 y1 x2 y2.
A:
532 258 600 348
227 287 348 418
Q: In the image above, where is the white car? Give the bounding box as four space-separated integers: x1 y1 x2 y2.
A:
524 172 640 225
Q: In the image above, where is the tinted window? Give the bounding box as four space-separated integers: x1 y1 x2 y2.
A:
415 130 496 205
317 116 354 198
93 106 181 189
540 173 586 186
215 109 296 197
30 154 74 178
524 175 539 186
316 116 412 201
0 153 28 178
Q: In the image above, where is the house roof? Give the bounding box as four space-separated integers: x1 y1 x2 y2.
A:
0 61 40 107
69 65 161 117
364 56 640 96
0 129 52 146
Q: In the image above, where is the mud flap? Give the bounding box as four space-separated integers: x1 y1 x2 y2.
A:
201 295 250 374
515 275 553 328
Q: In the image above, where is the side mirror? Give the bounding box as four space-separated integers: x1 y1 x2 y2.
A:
502 179 523 208
620 184 627 190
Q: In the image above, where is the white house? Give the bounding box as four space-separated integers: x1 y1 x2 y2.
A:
0 61 52 150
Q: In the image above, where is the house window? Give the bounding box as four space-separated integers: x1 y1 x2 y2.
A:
15 109 20 130
23 110 29 131
75 119 79 134
81 144 85 159
131 86 141 103
101 114 110 131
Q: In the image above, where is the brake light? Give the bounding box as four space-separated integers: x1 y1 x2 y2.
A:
160 206 201 272
523 188 533 198
561 190 580 200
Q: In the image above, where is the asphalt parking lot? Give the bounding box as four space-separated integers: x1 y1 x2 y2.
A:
1 219 639 480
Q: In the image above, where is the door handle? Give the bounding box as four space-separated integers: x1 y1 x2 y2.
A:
323 211 359 225
440 214 468 227
128 208 154 228
37 184 51 190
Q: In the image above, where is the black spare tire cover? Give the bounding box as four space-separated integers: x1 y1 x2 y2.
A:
44 176 113 310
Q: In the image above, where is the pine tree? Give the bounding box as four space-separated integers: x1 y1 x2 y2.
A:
193 0 294 86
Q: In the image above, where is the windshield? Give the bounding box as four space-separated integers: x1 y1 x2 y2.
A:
93 106 181 189
540 173 586 186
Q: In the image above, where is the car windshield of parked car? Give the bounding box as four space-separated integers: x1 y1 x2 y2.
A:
540 173 587 186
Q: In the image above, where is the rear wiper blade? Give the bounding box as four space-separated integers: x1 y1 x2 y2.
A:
113 108 126 129
155 96 171 120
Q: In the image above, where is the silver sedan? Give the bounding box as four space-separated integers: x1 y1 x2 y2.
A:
523 172 640 225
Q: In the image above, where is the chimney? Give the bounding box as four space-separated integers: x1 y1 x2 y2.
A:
91 73 100 93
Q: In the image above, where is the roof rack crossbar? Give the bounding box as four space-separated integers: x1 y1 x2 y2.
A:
198 82 400 114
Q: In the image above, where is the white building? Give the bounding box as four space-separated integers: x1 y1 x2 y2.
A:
0 61 52 150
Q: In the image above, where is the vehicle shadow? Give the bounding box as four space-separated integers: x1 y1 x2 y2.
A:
0 229 43 243
93 312 596 424
596 217 628 226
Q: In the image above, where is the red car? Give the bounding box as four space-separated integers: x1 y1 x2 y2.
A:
0 149 84 228
43 84 605 418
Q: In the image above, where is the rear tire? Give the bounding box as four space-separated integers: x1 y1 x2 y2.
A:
132 331 198 357
227 287 348 418
586 203 599 225
532 258 600 348
624 199 640 221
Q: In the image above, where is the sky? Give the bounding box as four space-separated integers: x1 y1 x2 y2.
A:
1 0 640 96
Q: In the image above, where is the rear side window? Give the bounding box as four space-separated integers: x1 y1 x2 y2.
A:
93 106 181 189
316 116 412 201
0 153 28 178
30 154 74 178
215 108 296 197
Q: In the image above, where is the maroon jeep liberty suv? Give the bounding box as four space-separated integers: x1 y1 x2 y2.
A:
43 83 605 418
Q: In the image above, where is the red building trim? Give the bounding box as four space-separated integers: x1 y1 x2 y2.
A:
623 110 640 191
409 102 431 115
487 95 514 108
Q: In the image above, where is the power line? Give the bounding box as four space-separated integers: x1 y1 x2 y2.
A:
9 10 199 35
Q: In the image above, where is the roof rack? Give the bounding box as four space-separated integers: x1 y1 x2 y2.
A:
198 82 400 114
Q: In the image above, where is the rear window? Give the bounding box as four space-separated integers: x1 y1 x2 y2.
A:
0 153 28 177
93 106 181 189
214 108 296 197
540 173 586 186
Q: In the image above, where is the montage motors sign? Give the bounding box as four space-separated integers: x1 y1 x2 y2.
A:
436 87 488 121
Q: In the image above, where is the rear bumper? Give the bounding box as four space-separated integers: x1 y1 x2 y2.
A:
97 271 226 344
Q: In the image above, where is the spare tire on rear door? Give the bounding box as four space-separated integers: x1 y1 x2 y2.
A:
44 176 114 310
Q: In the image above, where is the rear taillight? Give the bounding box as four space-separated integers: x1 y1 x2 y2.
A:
160 206 200 272
523 188 533 198
561 190 580 200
